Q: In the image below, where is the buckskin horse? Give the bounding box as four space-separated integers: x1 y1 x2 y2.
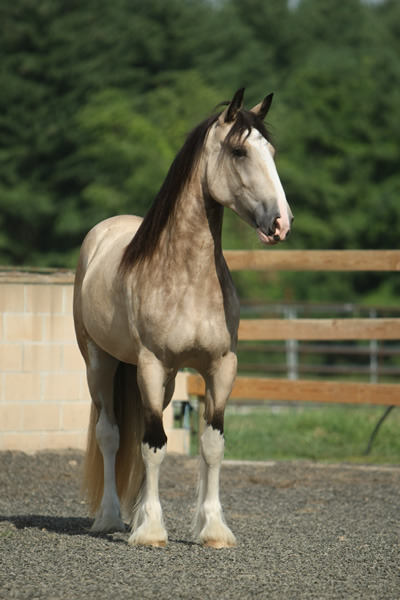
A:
73 88 293 548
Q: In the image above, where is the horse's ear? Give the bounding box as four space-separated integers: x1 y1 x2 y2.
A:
251 93 274 121
224 87 245 123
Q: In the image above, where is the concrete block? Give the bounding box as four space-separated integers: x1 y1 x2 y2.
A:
166 428 190 454
4 372 42 402
62 344 85 371
5 313 44 343
43 314 76 342
22 403 60 431
0 404 22 431
62 286 74 315
25 284 64 314
0 284 25 313
61 402 91 430
0 344 23 371
43 372 81 402
79 375 91 401
0 432 42 452
23 344 62 371
40 431 87 451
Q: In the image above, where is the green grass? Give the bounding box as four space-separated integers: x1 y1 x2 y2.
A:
192 404 400 464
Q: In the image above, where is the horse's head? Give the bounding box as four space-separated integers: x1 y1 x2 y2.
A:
205 88 293 245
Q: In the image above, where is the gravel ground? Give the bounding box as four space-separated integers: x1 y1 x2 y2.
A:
0 450 399 600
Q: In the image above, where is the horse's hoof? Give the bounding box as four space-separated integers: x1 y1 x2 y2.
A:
128 529 168 548
198 521 237 548
149 539 167 548
128 538 167 548
202 538 237 549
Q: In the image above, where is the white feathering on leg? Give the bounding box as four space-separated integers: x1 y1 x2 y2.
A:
128 442 168 547
193 425 237 548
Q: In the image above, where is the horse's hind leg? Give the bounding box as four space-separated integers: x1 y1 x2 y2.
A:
85 342 125 533
128 353 172 547
194 354 237 548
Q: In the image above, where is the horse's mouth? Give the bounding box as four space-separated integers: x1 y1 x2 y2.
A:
256 227 279 246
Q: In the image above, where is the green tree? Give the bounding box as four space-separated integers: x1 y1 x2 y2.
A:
272 0 400 304
0 0 228 265
0 0 399 310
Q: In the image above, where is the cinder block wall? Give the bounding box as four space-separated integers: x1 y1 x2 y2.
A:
0 271 189 453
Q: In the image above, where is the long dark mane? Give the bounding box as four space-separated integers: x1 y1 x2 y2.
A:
119 107 272 274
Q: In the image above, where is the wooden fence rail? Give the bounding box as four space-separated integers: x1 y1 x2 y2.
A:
187 375 400 407
238 318 400 341
224 250 400 272
188 250 400 423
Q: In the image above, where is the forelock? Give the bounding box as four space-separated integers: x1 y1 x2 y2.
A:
225 109 273 147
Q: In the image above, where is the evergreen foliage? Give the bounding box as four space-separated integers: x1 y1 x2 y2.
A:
1 0 399 303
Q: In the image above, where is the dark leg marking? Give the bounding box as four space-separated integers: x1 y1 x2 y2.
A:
210 411 224 435
143 414 167 451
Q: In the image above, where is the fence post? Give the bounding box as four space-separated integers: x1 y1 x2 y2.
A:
197 395 206 448
285 305 299 380
369 308 378 383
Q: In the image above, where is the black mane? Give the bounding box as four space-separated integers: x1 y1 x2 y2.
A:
119 107 272 274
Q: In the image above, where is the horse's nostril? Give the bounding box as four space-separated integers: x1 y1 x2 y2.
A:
268 214 281 237
273 234 281 242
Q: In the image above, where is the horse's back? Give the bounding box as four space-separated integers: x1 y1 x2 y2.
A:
78 215 143 273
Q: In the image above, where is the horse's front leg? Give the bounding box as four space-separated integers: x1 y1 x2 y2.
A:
194 352 237 548
128 353 174 547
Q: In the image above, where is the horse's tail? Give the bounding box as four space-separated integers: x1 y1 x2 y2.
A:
82 362 145 522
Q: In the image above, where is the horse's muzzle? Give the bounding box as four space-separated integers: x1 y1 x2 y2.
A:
257 213 293 245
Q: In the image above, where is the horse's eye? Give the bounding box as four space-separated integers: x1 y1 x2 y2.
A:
232 147 247 158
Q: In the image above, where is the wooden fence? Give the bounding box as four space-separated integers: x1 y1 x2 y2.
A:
187 250 400 414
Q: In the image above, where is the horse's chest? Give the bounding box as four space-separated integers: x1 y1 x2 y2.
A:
137 286 239 360
173 310 231 351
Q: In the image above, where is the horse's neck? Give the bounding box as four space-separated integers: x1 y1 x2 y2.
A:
161 183 225 277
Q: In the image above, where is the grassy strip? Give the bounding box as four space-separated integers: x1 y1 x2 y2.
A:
220 404 400 463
